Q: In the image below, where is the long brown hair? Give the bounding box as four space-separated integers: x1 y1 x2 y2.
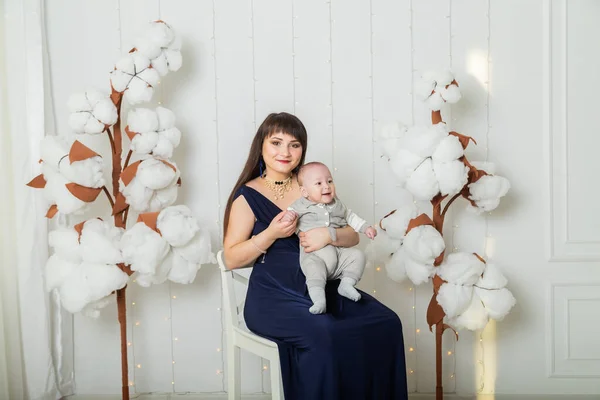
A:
223 112 308 236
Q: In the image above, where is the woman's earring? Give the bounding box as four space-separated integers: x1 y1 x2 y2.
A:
259 159 264 177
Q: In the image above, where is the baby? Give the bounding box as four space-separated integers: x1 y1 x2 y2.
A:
284 162 377 314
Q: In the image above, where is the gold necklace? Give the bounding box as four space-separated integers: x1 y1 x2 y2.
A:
262 174 293 200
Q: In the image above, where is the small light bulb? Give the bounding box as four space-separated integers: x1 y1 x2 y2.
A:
172 296 177 299
172 361 176 364
216 348 221 352
132 302 136 306
137 364 141 368
447 351 452 356
409 369 414 374
127 342 131 346
409 347 414 352
373 290 377 294
416 329 420 333
135 322 140 326
216 369 222 374
263 365 268 370
376 267 381 271
129 381 134 386
174 337 178 341
171 381 175 385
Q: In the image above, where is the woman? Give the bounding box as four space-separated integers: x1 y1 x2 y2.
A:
223 112 408 399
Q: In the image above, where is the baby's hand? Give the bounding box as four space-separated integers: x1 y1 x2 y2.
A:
365 226 377 240
281 210 297 223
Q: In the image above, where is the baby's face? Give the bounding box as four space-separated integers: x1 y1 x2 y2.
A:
301 165 336 204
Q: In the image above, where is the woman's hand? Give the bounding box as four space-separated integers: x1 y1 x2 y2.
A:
298 227 333 253
266 210 298 240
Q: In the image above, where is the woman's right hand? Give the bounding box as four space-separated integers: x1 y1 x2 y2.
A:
266 210 298 239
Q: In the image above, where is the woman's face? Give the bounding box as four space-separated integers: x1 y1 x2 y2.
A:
261 132 303 176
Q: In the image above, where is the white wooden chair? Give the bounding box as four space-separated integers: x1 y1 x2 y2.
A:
217 250 284 400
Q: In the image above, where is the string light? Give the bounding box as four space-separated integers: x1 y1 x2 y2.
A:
328 0 335 177
250 0 257 132
292 0 297 114
211 0 227 391
478 1 492 393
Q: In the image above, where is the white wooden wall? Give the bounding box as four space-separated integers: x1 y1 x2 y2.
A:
43 0 600 396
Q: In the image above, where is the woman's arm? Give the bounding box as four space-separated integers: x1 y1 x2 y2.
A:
223 196 276 269
299 225 359 253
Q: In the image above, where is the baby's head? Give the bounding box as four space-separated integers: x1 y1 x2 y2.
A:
297 162 336 204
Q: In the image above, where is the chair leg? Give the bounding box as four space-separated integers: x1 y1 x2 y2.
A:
227 344 241 400
270 357 284 400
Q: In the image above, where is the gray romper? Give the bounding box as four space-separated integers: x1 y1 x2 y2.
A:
287 197 368 290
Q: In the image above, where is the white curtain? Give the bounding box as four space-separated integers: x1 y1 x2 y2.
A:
1 0 73 398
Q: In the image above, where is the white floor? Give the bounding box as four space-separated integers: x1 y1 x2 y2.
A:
65 394 599 400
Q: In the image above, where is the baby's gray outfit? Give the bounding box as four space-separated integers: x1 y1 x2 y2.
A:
288 197 367 289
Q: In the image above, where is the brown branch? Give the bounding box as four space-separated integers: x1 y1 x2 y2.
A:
102 185 115 208
123 150 133 170
107 128 116 154
441 192 462 219
122 206 129 226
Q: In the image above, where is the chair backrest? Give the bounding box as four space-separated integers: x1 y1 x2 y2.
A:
217 250 253 331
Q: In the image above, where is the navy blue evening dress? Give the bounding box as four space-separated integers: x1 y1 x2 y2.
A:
236 186 408 400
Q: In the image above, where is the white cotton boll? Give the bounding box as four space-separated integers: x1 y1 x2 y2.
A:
81 263 129 299
125 74 156 105
437 283 473 319
145 21 175 48
131 132 160 155
136 159 178 190
378 122 407 158
160 127 181 147
403 225 445 264
167 251 199 284
415 72 437 100
121 177 153 211
157 205 200 247
110 56 137 92
147 183 179 212
426 91 445 111
165 49 182 72
379 204 418 240
156 106 175 129
434 70 455 87
67 91 116 134
59 263 128 313
45 254 78 291
432 135 464 163
79 219 123 265
173 228 216 265
48 228 81 263
60 157 105 188
81 295 115 319
449 293 488 331
477 263 508 289
470 161 495 175
365 229 402 267
404 125 447 158
440 84 461 103
93 99 118 126
120 222 169 274
406 159 440 201
438 252 485 285
153 137 175 159
384 248 408 283
136 251 174 287
134 37 162 60
389 149 423 184
128 108 159 133
433 160 469 196
475 287 516 320
40 136 69 167
404 257 435 285
43 166 87 215
468 175 510 212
